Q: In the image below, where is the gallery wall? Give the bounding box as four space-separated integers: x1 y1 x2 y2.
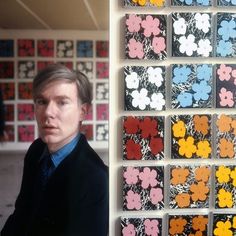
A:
109 0 236 235
0 30 109 154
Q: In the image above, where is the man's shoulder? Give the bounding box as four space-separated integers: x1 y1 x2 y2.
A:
73 134 108 173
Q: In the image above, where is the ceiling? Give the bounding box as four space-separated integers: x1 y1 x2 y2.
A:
0 0 109 31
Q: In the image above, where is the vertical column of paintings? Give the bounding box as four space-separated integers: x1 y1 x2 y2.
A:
119 0 236 235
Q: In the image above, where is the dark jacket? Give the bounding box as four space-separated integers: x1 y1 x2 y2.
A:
1 134 109 236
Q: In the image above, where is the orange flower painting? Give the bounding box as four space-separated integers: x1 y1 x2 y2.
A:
170 165 210 209
171 115 212 159
216 114 236 159
169 215 208 236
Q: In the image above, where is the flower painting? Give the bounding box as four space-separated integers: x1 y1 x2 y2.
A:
0 40 14 57
168 214 208 235
171 0 211 6
124 66 166 111
216 13 236 57
171 114 212 159
215 114 236 159
216 64 236 108
123 0 165 7
37 39 54 57
212 214 236 236
123 166 164 210
18 39 35 57
215 165 236 208
0 83 15 100
0 61 14 78
56 40 73 58
121 217 162 236
171 64 213 108
77 40 93 58
123 116 164 160
125 14 167 60
18 61 35 79
217 0 236 5
172 13 213 57
18 125 35 142
169 165 211 209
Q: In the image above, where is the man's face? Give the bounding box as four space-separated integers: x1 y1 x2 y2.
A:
34 80 86 152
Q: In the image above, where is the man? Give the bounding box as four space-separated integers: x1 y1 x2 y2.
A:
1 64 108 236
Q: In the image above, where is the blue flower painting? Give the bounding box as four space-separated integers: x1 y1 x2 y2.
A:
0 40 14 57
217 0 236 6
171 0 211 6
171 64 213 108
216 13 236 57
77 40 93 58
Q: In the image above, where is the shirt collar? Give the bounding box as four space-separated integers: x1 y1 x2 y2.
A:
49 134 81 168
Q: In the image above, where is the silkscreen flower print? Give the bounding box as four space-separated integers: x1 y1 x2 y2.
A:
123 166 164 210
0 40 14 57
56 40 73 58
216 13 236 57
18 82 32 99
125 14 167 60
77 40 93 57
17 104 34 121
217 0 236 6
0 83 15 100
172 13 213 57
168 214 208 236
123 0 165 7
169 165 211 209
215 165 236 208
123 116 164 160
171 114 212 159
96 124 108 141
18 125 35 142
171 0 211 6
76 61 93 80
18 61 35 79
37 39 54 57
171 64 213 108
124 66 166 111
121 217 162 236
215 114 236 159
0 61 14 78
216 64 236 108
212 214 236 236
18 39 35 57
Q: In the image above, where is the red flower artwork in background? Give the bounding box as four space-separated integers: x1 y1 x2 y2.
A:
150 137 164 155
123 116 164 160
139 117 158 138
126 139 142 160
124 116 140 134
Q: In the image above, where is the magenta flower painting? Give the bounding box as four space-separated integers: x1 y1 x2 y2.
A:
216 64 236 108
123 166 164 210
121 217 162 236
125 14 167 60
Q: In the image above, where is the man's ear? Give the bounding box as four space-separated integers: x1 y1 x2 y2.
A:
79 103 91 121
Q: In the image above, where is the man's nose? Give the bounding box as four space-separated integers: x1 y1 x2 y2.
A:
44 101 56 117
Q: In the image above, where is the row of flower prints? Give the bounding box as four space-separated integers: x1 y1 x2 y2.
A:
0 39 109 58
123 165 236 210
124 64 236 110
124 0 236 6
125 12 236 59
121 214 236 236
123 114 236 160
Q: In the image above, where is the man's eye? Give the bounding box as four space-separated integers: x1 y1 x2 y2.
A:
35 99 46 105
58 100 68 106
